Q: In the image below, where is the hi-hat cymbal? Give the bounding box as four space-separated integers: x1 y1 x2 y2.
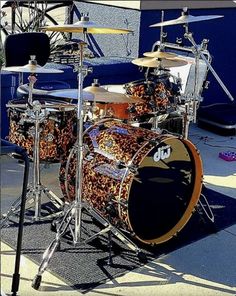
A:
47 89 94 101
93 92 144 104
132 57 188 68
83 85 108 94
150 14 223 27
41 17 133 34
143 51 177 59
2 64 63 74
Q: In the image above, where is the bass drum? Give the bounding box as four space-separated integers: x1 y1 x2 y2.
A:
60 119 203 245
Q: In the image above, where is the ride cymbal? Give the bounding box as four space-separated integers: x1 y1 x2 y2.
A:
150 14 223 27
41 16 133 34
47 89 94 101
143 51 177 59
132 57 188 68
48 89 143 104
93 92 144 103
2 64 63 74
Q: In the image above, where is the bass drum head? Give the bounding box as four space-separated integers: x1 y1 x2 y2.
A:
127 136 203 245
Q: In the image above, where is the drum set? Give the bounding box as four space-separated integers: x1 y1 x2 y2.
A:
1 9 219 290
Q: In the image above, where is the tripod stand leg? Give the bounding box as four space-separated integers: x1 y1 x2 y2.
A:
32 204 74 290
0 197 23 228
0 189 35 227
198 192 214 224
195 191 216 233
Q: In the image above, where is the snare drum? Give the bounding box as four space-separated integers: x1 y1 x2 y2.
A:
60 119 203 245
7 99 77 162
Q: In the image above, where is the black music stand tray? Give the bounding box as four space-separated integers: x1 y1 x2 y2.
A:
1 139 30 296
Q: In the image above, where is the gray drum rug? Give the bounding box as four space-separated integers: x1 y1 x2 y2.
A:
1 187 236 293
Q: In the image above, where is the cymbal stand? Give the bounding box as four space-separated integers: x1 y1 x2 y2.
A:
1 75 64 227
32 41 146 290
182 103 191 139
182 8 234 124
185 30 234 102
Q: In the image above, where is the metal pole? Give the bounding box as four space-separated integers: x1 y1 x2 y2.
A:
185 32 234 102
74 41 88 243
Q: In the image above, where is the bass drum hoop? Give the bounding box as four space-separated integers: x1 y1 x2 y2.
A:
126 136 203 245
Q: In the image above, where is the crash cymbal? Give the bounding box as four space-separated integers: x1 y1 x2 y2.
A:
150 14 223 27
132 57 188 68
2 64 63 74
41 16 133 34
94 92 144 104
143 51 177 59
83 85 108 94
47 89 94 101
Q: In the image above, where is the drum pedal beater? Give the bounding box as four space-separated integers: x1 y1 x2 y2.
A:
1 72 64 227
32 41 146 290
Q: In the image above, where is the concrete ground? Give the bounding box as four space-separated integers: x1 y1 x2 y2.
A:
1 122 236 296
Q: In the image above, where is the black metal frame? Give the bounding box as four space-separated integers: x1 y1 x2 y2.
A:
1 139 30 296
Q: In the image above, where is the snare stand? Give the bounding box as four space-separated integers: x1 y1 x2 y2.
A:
1 67 64 227
32 41 146 290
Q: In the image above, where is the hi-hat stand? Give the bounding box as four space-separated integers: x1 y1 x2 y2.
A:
32 41 146 290
1 61 64 227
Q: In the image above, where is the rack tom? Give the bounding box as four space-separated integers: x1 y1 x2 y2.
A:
125 75 180 122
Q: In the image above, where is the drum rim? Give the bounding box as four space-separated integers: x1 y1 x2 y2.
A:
126 136 203 245
124 76 171 88
7 98 76 112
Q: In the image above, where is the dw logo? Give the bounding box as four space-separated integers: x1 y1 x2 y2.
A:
153 145 171 162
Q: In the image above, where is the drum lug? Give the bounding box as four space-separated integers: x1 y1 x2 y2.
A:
128 164 138 175
116 161 138 174
105 200 118 218
148 139 160 146
98 123 108 130
116 161 126 169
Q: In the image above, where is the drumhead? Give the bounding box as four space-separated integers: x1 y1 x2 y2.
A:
127 136 202 244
